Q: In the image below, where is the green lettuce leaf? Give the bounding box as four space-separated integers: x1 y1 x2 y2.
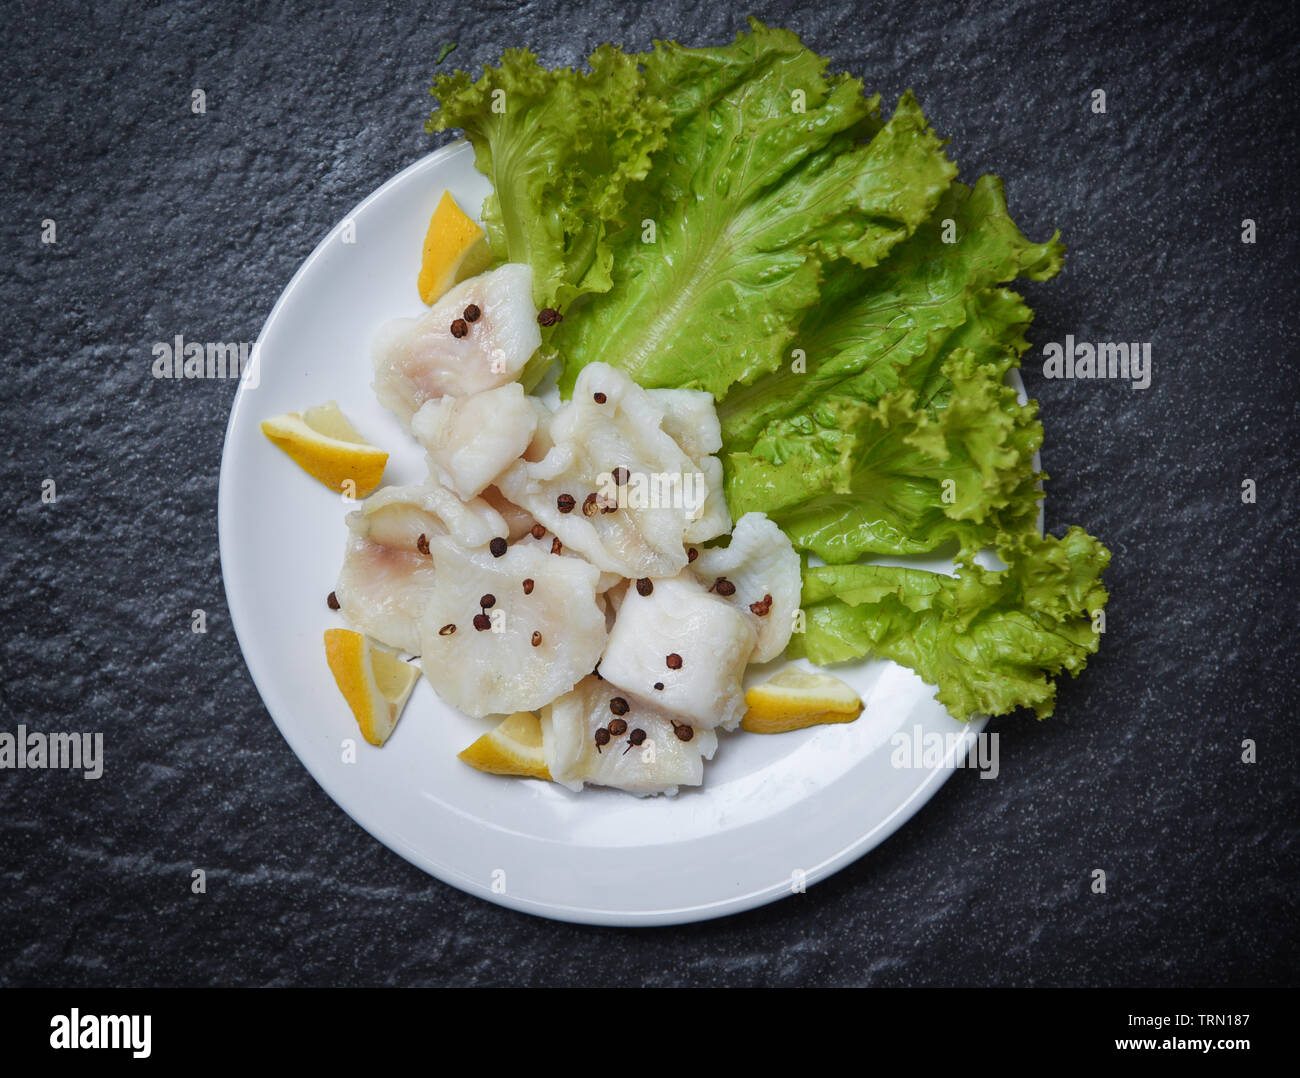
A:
427 46 670 315
787 527 1111 719
727 348 1045 562
719 175 1065 453
550 19 957 397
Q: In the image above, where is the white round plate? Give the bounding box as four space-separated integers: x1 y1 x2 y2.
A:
219 141 998 926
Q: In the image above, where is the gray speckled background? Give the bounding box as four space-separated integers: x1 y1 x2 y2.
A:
1 0 1297 987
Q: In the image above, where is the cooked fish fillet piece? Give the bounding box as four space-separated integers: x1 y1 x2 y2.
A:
522 396 555 461
506 519 624 591
412 382 538 500
598 573 756 731
334 481 506 654
353 479 507 549
541 675 718 796
683 455 731 543
647 388 728 541
596 576 629 629
648 388 723 460
372 263 541 429
690 512 801 663
497 363 707 578
335 536 435 656
480 484 537 541
418 535 606 718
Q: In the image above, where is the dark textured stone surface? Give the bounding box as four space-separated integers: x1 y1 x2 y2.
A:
1 0 1297 987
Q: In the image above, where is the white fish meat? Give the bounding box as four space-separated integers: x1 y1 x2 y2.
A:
334 481 506 654
334 536 435 656
648 388 722 460
372 263 541 429
541 675 718 796
683 454 731 543
597 573 755 731
523 396 555 461
690 511 801 663
412 381 539 500
496 363 706 578
480 484 537 541
648 388 729 541
418 535 606 718
352 480 507 550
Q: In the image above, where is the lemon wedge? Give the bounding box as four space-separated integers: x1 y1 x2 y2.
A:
418 190 492 304
742 666 864 734
260 402 388 497
323 628 419 746
458 711 551 780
